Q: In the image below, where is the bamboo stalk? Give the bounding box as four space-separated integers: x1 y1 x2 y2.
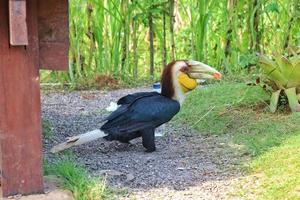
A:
149 11 154 77
169 0 176 61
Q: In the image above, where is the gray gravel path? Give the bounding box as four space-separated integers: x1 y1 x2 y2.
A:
42 87 244 200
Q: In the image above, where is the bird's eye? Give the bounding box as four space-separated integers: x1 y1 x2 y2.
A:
180 66 190 73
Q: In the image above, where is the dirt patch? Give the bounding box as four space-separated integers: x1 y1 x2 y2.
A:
95 75 119 89
3 177 74 200
5 190 74 200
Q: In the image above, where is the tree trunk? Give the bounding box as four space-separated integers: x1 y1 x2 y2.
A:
121 0 129 75
162 8 167 68
169 0 176 61
253 0 261 52
132 18 138 78
87 2 95 75
224 0 236 58
248 0 261 52
149 13 154 77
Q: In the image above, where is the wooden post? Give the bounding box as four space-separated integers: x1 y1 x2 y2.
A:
0 0 68 197
0 0 43 196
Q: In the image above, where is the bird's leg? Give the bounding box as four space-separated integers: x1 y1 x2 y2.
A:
117 131 142 143
141 129 156 152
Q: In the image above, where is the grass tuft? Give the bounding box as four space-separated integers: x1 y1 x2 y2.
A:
44 159 114 200
42 120 53 139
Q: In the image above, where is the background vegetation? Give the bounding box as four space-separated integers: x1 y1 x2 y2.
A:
41 0 300 87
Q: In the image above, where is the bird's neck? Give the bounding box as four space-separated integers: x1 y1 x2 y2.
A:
172 81 186 105
161 61 186 105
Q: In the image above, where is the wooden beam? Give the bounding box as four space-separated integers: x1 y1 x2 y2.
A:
0 0 43 196
9 0 28 46
38 0 69 70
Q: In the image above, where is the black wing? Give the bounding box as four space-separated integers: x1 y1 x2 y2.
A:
101 93 180 134
117 92 158 105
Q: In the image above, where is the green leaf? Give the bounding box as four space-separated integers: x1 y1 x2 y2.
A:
286 56 300 88
257 54 286 88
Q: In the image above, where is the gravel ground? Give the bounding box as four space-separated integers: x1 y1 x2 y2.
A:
42 87 245 200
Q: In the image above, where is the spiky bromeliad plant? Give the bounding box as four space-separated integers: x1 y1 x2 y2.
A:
257 48 300 113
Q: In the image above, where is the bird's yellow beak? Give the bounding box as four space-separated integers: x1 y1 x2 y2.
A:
186 60 222 81
178 73 197 92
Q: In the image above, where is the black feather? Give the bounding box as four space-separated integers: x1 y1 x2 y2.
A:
117 92 158 105
101 92 180 151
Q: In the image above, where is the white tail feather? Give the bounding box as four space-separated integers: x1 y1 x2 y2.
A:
105 102 120 112
50 129 107 153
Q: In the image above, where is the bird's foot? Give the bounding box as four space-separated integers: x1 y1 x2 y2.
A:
145 147 156 153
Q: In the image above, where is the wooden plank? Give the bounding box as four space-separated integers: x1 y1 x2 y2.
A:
38 0 69 70
9 0 28 46
39 42 69 71
0 0 43 197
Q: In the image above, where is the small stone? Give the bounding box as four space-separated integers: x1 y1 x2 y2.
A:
126 173 135 181
91 164 98 170
99 169 123 176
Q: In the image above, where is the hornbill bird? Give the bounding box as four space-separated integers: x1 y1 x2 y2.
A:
101 60 221 152
50 60 221 153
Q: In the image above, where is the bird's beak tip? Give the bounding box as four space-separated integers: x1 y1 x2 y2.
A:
213 72 222 80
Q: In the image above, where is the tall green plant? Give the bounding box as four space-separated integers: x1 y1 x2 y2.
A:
40 0 300 87
191 0 210 61
257 50 300 112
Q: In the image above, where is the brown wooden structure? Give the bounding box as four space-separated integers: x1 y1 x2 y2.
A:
0 0 68 197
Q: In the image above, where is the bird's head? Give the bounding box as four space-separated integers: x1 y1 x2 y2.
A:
161 60 221 104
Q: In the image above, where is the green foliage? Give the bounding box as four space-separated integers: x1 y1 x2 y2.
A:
258 53 300 89
257 51 300 112
239 52 258 68
44 159 114 200
41 0 300 87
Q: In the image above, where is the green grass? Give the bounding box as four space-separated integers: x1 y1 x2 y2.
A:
175 81 300 199
44 158 114 200
42 120 53 139
176 82 269 135
175 82 300 156
243 134 300 200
